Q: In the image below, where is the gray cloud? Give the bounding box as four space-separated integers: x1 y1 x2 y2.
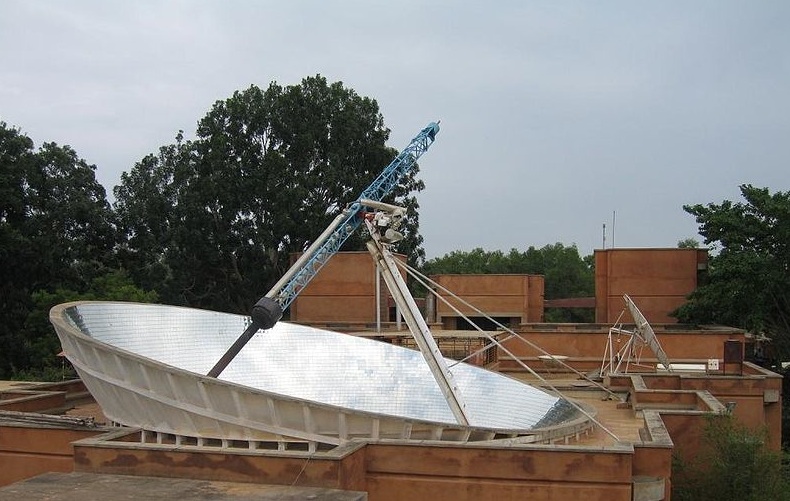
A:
2 0 788 258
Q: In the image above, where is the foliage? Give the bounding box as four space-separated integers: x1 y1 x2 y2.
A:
422 243 594 322
677 238 700 248
674 185 790 361
114 75 425 315
14 269 158 381
0 122 117 378
672 415 789 501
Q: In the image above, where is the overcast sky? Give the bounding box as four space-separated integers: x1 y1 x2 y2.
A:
1 1 788 259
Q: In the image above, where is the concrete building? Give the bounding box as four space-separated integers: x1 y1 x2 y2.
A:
292 247 709 329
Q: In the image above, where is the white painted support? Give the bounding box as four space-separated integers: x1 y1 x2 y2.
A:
303 406 314 435
365 219 470 426
401 422 413 440
338 413 348 440
375 263 381 333
372 419 380 440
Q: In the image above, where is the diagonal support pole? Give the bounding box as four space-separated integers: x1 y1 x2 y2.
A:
364 218 469 426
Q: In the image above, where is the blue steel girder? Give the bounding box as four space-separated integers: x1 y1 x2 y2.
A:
273 218 357 308
359 124 438 203
271 122 439 310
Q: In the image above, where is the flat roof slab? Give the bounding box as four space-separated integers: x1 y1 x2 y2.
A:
0 472 367 501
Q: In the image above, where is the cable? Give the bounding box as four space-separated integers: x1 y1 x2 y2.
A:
399 261 622 442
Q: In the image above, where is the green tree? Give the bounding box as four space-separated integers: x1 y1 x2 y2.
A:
672 415 789 501
422 244 594 322
115 75 425 315
0 123 37 377
677 238 700 248
0 122 117 377
422 248 510 275
674 185 790 361
17 269 158 381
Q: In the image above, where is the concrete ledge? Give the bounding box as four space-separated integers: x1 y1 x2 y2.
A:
638 411 673 447
632 475 666 501
0 410 104 431
0 472 367 500
0 379 92 414
0 390 66 413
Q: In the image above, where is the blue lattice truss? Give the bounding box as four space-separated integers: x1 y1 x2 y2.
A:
270 122 440 310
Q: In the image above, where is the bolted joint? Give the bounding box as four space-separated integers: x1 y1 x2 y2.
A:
251 297 283 330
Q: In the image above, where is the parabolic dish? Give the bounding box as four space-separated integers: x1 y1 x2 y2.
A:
51 301 590 444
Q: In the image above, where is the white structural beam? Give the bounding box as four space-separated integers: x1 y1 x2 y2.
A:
364 219 470 426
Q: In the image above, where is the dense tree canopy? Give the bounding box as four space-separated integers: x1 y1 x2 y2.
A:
115 75 425 315
0 122 118 377
675 185 790 361
422 243 595 322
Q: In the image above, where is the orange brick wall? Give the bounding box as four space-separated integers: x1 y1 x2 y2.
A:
595 248 708 323
364 443 635 501
291 248 711 329
672 365 783 450
500 326 745 361
290 251 406 324
0 425 105 487
290 257 547 326
72 433 643 501
431 274 544 324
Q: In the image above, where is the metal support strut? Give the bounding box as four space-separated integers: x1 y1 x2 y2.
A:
362 209 469 426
